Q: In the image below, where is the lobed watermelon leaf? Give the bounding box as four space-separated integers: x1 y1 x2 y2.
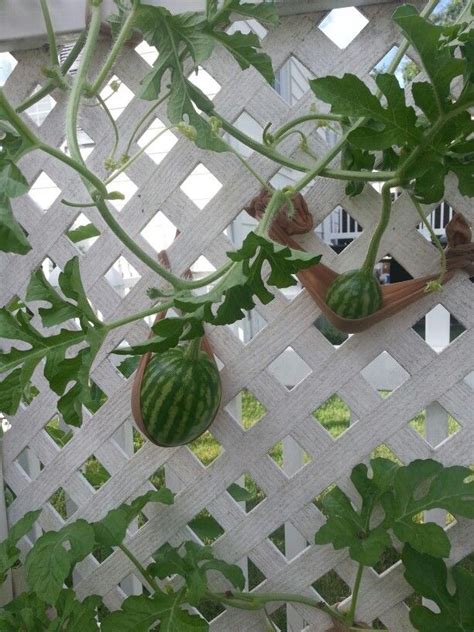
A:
403 545 474 632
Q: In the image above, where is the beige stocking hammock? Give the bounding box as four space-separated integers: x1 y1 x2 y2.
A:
245 190 474 334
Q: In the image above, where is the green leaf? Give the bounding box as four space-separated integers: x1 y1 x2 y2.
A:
92 489 174 547
208 30 274 84
1 259 108 425
150 541 244 607
0 510 41 583
0 194 31 254
314 486 391 566
382 459 474 558
176 233 320 325
188 515 223 542
315 458 400 566
412 81 440 123
25 520 95 604
311 73 421 150
227 482 256 502
213 0 278 26
403 545 474 632
66 223 100 244
393 5 466 111
0 160 29 197
52 590 101 632
26 268 81 327
101 591 208 632
0 592 50 631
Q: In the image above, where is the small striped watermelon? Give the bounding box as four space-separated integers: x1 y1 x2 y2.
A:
326 269 382 319
140 343 221 447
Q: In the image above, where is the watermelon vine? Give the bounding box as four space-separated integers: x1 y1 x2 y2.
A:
0 0 473 628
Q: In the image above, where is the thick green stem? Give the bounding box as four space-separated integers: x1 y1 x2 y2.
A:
16 32 87 113
255 190 288 238
93 197 186 288
88 2 139 96
106 299 175 330
348 565 365 626
39 0 59 66
362 180 399 272
185 337 202 360
66 3 101 167
117 543 160 593
270 113 344 144
206 590 346 624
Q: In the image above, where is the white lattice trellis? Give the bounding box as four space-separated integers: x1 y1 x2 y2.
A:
1 2 474 630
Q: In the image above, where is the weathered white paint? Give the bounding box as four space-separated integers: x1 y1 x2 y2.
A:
1 2 473 630
1 0 396 52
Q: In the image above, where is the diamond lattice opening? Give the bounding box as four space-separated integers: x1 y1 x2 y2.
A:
226 309 267 344
268 436 312 473
188 430 223 467
413 304 466 353
314 315 349 347
180 164 222 209
408 403 462 449
137 118 178 164
227 19 268 38
316 205 363 253
107 173 138 211
195 600 226 623
44 416 73 448
269 523 309 561
227 473 266 513
141 211 177 251
224 209 258 248
3 484 16 508
149 465 166 490
105 256 141 297
135 40 158 65
40 257 59 284
417 200 454 240
109 340 140 379
28 172 60 211
371 46 420 88
66 213 100 253
313 394 353 439
188 509 224 544
84 381 108 413
267 347 312 390
248 557 266 590
100 76 134 119
313 570 351 605
372 618 389 630
49 487 78 520
372 546 401 576
14 447 43 481
188 67 221 100
60 129 96 160
119 573 144 596
81 455 111 490
274 55 313 105
0 52 17 86
370 444 403 464
318 7 369 49
24 86 56 126
270 166 312 195
225 111 263 157
361 351 409 398
226 389 267 429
